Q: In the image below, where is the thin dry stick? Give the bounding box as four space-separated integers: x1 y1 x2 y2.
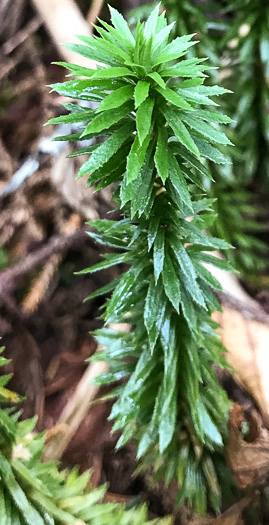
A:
2 17 42 55
0 43 29 82
22 253 62 313
43 323 130 462
43 360 109 462
22 214 81 313
0 227 87 299
87 0 104 26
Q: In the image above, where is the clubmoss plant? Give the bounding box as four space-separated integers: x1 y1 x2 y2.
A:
47 3 234 514
0 347 169 524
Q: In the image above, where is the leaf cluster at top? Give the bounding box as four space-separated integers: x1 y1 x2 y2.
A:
48 2 232 202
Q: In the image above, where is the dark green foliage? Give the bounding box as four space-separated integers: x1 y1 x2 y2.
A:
220 0 269 184
210 175 268 277
212 0 269 275
0 348 169 524
48 4 235 514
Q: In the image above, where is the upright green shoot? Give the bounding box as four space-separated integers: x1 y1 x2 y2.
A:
48 3 234 514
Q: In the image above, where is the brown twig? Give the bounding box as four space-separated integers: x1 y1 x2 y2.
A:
0 0 26 42
216 290 269 325
2 17 42 55
0 227 89 300
0 43 29 82
43 359 109 461
22 214 82 313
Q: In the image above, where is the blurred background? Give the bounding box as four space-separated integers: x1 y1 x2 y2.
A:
0 0 269 522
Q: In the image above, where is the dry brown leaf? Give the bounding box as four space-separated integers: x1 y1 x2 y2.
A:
213 308 269 424
205 514 243 525
226 404 269 489
4 326 44 426
104 493 133 504
191 495 252 525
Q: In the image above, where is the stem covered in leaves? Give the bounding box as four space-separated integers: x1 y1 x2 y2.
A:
48 3 234 514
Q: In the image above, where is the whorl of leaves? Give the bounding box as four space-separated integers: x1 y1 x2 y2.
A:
0 349 170 524
48 3 234 514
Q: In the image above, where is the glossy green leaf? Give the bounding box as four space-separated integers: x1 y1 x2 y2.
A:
180 284 197 333
77 34 130 63
196 400 223 445
193 137 227 164
159 386 177 453
169 233 206 308
148 213 160 250
154 34 197 65
168 152 193 210
130 160 155 217
153 228 165 282
182 114 233 145
152 21 175 52
53 61 96 77
46 109 94 126
136 97 154 145
91 67 135 80
196 109 233 124
109 5 135 46
144 278 165 334
49 79 103 100
202 455 221 512
126 133 151 183
155 86 193 110
147 71 166 89
134 80 150 108
144 2 160 40
154 126 168 182
97 85 134 112
192 260 222 290
64 43 118 66
81 100 132 135
162 107 200 157
162 253 181 311
78 121 133 177
0 453 45 525
77 253 128 275
161 59 208 78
